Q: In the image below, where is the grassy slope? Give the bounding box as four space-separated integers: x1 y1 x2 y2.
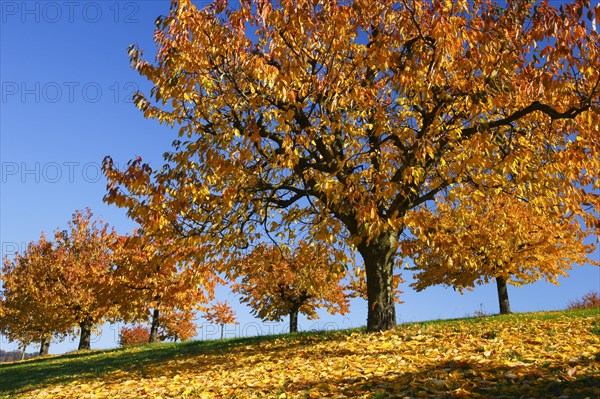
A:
1 308 598 398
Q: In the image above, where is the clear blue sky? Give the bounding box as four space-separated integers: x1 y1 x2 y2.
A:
1 1 598 355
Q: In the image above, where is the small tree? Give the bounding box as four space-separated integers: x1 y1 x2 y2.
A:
233 241 349 333
567 291 600 310
2 209 120 351
203 301 237 339
157 308 198 342
53 209 119 350
119 325 151 347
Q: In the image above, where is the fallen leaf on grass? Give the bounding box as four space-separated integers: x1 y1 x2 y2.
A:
11 314 600 399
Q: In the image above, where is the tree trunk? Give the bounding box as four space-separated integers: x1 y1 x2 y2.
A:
149 308 161 343
78 319 92 350
220 324 224 340
289 309 299 333
19 342 26 360
496 276 512 314
358 232 398 332
39 336 50 356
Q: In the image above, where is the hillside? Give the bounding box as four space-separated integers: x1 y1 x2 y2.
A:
1 309 598 398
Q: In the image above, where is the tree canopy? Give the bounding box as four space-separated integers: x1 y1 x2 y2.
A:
405 184 598 313
232 241 349 332
1 209 118 351
0 234 67 354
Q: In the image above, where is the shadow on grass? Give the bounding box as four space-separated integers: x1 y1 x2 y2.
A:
0 335 260 395
0 328 358 396
1 309 597 397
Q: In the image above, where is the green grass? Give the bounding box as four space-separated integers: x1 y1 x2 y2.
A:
1 307 597 398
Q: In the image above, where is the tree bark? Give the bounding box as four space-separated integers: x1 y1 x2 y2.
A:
39 336 50 356
149 308 161 343
78 319 92 350
358 232 398 332
496 276 512 314
19 342 26 360
289 309 299 333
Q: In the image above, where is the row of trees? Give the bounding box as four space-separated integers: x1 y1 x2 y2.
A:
0 209 382 354
5 195 589 355
4 191 595 354
3 0 600 354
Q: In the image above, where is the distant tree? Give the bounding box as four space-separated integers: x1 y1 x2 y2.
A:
0 233 68 356
233 241 349 333
119 325 151 347
157 308 199 342
203 301 237 339
112 231 217 342
406 186 598 314
1 210 118 352
0 349 36 363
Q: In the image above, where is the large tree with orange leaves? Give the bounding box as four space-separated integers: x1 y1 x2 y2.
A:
104 0 600 331
0 209 118 352
52 209 118 350
232 241 349 333
406 185 598 314
47 208 117 349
